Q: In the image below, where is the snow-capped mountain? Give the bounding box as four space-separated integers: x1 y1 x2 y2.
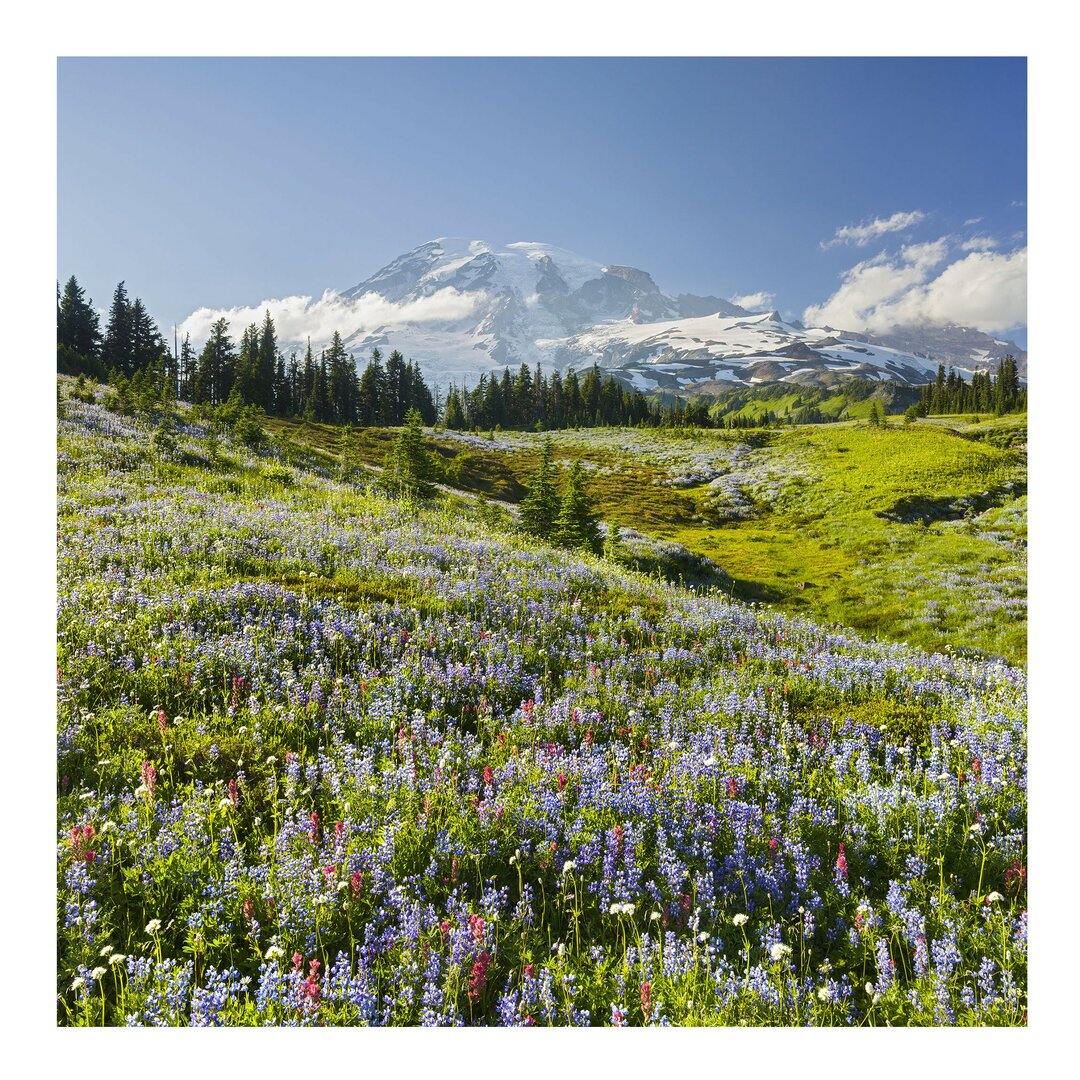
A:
277 238 1007 390
861 325 1027 378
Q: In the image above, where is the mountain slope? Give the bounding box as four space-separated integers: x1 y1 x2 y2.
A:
258 238 1018 389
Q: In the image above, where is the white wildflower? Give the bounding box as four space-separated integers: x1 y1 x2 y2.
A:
219 798 233 810
99 944 113 957
90 967 107 981
649 910 661 922
265 945 285 960
70 977 85 992
733 913 749 927
561 860 576 875
817 987 830 1002
697 932 710 942
109 953 126 965
969 822 983 834
987 891 1004 903
865 982 875 995
145 919 162 934
769 943 792 962
266 756 277 765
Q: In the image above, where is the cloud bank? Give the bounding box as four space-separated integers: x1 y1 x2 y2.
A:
178 287 483 349
822 210 927 249
730 291 776 311
804 238 1027 335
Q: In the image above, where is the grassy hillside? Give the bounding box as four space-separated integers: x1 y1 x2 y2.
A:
56 384 1026 1026
264 414 1026 664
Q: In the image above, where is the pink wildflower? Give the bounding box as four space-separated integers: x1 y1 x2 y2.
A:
141 760 157 800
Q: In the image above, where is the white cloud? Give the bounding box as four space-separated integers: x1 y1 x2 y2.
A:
961 235 999 252
822 210 927 249
730 291 776 311
178 287 483 350
804 238 1026 335
963 217 982 226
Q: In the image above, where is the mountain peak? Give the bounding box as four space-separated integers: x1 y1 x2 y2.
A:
321 238 997 389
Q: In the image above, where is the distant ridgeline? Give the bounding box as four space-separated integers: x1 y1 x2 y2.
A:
58 273 1026 430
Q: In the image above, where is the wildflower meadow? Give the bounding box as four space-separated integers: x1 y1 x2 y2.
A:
56 389 1026 1026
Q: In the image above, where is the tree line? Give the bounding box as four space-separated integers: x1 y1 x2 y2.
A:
440 363 742 430
57 275 436 426
184 316 437 427
58 272 1027 433
915 357 1025 416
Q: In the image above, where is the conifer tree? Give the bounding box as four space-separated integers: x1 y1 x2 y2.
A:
383 408 436 500
258 310 278 412
443 385 465 429
520 435 560 539
103 281 133 374
57 275 102 366
233 323 261 403
551 458 601 554
177 333 197 401
338 424 362 482
193 317 236 405
129 297 165 373
325 331 358 424
358 348 385 426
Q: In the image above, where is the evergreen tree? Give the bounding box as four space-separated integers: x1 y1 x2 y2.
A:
383 408 436 500
299 340 316 416
604 521 623 561
129 297 165 373
233 323 262 403
177 333 197 401
551 459 601 554
358 348 385 426
273 356 289 416
520 435 560 539
193 317 236 405
338 425 362 482
258 310 278 412
868 400 884 427
443 385 465 429
103 281 133 374
286 353 301 414
330 332 360 424
385 349 406 424
57 275 102 366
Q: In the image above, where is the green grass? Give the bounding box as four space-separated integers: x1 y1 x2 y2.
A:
265 415 1026 664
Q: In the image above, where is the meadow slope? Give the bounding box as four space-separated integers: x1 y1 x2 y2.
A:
265 415 1028 664
57 390 1027 1026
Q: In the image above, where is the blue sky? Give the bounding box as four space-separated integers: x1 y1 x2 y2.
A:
58 56 1027 345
